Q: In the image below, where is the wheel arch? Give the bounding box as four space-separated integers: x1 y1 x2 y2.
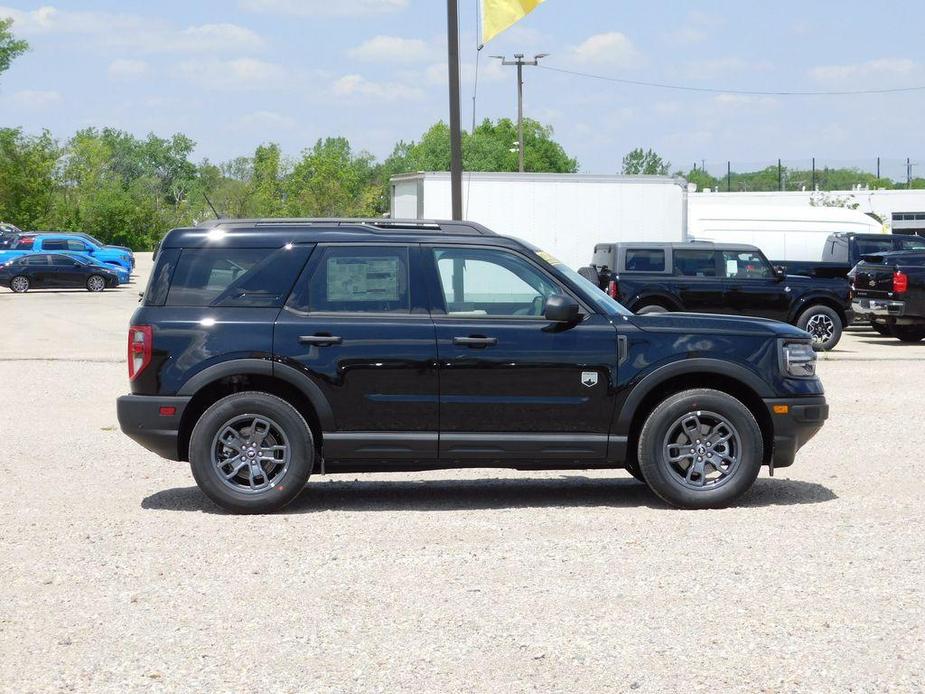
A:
175 359 335 462
628 292 684 313
616 359 774 468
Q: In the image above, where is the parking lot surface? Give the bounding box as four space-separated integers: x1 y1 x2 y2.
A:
0 254 922 692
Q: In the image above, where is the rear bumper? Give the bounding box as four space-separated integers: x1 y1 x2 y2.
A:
763 396 829 469
852 297 905 319
117 394 191 461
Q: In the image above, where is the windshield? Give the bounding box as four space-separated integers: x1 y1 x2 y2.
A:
515 239 633 317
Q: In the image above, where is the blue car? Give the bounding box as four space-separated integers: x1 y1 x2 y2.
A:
46 231 135 270
0 234 134 274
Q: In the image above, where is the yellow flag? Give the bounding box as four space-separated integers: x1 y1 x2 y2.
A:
482 0 545 45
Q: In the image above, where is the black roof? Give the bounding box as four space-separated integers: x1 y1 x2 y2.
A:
161 218 499 249
595 241 761 253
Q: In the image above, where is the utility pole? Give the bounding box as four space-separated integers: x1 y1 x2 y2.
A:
492 53 548 172
446 0 463 220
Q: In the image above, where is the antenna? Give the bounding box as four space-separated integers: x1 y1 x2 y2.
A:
202 190 221 219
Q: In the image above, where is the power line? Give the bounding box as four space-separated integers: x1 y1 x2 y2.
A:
535 64 925 96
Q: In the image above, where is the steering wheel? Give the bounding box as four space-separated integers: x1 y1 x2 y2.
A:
514 295 546 316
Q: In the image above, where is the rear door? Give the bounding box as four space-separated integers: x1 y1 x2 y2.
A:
721 249 791 321
671 249 725 313
23 254 53 287
274 244 440 461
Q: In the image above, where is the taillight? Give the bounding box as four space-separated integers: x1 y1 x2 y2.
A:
608 278 619 298
128 325 152 381
893 270 908 294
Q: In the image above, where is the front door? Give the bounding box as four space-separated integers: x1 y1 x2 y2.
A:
274 244 439 462
425 245 619 462
721 249 791 321
50 254 85 287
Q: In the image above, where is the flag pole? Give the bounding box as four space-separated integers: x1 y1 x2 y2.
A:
446 0 464 220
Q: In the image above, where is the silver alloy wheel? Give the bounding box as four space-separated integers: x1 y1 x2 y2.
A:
210 414 291 494
10 276 29 293
662 410 742 490
805 313 835 345
87 275 106 292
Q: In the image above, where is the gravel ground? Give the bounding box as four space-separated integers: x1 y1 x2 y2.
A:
0 255 922 692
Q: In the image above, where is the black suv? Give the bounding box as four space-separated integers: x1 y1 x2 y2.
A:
117 219 828 513
581 242 852 351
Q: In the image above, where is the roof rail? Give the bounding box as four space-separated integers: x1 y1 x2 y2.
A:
201 217 496 236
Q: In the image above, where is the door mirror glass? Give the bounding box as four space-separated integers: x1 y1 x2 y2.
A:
544 295 580 323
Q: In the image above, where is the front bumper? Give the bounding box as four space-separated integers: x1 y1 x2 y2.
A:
763 396 829 469
117 394 191 461
852 297 905 320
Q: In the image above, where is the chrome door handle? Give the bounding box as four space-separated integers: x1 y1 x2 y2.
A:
299 335 343 346
452 336 497 347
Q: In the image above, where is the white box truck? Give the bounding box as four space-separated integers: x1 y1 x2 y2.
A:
390 172 688 269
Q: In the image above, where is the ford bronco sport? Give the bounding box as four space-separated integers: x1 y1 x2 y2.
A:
117 219 828 513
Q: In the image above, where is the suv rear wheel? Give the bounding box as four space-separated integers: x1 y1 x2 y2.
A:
797 305 842 351
637 389 763 509
189 392 315 513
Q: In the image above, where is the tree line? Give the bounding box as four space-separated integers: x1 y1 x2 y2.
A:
0 119 578 250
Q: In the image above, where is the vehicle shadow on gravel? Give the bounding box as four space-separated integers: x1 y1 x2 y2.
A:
142 477 836 514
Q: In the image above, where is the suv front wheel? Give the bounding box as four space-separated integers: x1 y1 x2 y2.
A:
637 389 763 509
189 392 315 513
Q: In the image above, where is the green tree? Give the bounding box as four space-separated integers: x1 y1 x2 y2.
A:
0 128 59 229
621 148 670 176
285 137 379 217
0 17 28 79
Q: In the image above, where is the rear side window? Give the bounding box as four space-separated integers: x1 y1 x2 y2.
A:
166 246 312 307
24 255 50 266
289 246 410 314
41 239 67 251
855 238 893 256
624 248 665 272
674 250 717 277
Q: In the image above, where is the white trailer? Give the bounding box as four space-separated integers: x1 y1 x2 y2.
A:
687 200 882 261
390 172 687 269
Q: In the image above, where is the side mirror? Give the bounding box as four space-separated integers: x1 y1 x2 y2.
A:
544 295 580 323
773 266 786 281
73 262 81 267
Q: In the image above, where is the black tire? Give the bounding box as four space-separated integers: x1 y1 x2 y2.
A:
189 392 315 514
635 303 669 315
796 305 842 351
870 321 892 337
890 324 925 343
10 275 29 293
637 389 763 509
86 274 106 292
623 461 646 484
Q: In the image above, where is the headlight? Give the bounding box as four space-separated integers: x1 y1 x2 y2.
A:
780 340 816 378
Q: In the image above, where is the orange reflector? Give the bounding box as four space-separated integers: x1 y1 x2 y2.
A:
773 405 790 415
159 406 177 417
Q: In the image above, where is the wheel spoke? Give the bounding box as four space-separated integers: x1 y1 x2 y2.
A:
680 414 702 440
221 459 247 479
218 426 245 453
685 459 706 485
251 417 272 444
666 442 693 463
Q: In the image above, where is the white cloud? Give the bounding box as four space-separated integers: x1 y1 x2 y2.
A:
348 35 431 63
422 58 505 86
0 6 263 54
572 32 642 68
666 11 723 45
809 58 919 82
239 0 408 17
332 74 422 100
179 58 287 90
9 89 62 108
108 59 149 80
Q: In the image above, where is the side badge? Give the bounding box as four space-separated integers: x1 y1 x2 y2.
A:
581 371 599 388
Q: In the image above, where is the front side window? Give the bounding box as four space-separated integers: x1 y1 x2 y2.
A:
433 247 559 317
624 248 665 272
674 250 718 277
51 255 78 266
722 250 772 279
898 236 925 251
296 246 410 314
66 240 90 252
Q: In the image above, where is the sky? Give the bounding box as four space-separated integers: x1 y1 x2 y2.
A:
2 0 925 178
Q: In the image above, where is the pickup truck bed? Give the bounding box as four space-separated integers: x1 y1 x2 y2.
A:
852 251 925 342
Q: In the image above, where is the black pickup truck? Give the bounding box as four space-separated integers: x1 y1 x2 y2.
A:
777 232 925 279
581 242 852 350
851 251 925 342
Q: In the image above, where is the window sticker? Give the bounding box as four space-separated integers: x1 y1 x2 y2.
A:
327 257 400 302
535 250 562 266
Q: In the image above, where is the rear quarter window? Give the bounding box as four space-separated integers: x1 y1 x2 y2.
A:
165 246 313 307
623 248 665 272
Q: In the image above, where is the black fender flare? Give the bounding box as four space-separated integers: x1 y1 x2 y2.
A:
787 293 848 324
613 357 773 436
628 292 684 313
177 358 336 431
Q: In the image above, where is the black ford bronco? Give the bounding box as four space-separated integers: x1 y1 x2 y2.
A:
117 219 828 513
